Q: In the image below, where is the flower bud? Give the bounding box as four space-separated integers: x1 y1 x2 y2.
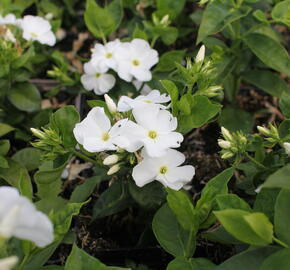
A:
221 127 233 141
240 135 247 144
160 14 170 25
218 139 231 149
221 151 234 159
30 128 46 139
283 142 290 155
104 94 117 114
103 154 119 166
257 126 270 136
107 164 120 175
0 256 18 270
195 45 205 63
45 13 54 20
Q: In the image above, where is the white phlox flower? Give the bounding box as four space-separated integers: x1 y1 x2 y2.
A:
0 13 20 26
20 15 56 46
91 39 121 72
283 142 290 155
117 90 170 112
115 38 158 82
132 80 152 95
73 107 129 152
0 256 18 270
81 61 116 95
121 104 183 157
0 186 54 247
132 149 195 190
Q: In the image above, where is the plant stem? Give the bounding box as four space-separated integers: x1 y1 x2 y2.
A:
273 236 289 248
150 35 159 47
245 153 267 170
71 149 101 166
17 253 30 270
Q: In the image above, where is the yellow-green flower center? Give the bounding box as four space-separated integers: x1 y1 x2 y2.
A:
106 52 113 59
144 99 152 104
132 59 140 66
148 130 157 139
102 132 110 141
31 32 38 38
95 73 101 78
159 166 168 174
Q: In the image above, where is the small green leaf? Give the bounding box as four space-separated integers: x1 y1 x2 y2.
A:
167 257 215 270
279 91 290 119
12 147 42 171
214 209 273 246
259 248 290 270
216 194 252 211
155 50 185 72
8 82 41 112
156 0 186 19
132 25 148 40
271 0 290 27
0 140 10 156
160 80 179 116
263 164 290 189
0 156 8 168
0 123 14 137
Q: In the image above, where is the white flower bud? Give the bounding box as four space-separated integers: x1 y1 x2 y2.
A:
4 28 16 43
283 142 290 155
195 45 205 63
45 13 53 20
104 94 117 114
257 126 270 136
107 164 120 175
30 128 46 139
103 154 119 166
0 256 18 270
218 139 231 149
160 14 170 25
221 151 234 159
221 127 233 141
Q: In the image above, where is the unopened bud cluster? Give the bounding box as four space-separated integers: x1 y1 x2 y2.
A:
257 124 280 143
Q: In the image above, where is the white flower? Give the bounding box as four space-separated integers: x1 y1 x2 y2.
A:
121 104 183 157
0 13 19 26
20 15 56 46
73 107 129 152
283 142 290 155
132 80 152 95
91 39 121 72
0 256 18 270
104 94 117 113
115 38 158 82
195 45 205 63
0 186 54 247
117 90 170 112
81 61 116 95
132 149 195 190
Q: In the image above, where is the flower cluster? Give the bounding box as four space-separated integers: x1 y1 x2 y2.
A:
81 38 158 95
0 13 56 46
73 90 195 190
0 186 54 247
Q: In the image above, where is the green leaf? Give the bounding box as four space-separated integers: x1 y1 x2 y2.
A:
243 33 290 77
259 248 290 270
50 106 80 148
84 0 123 38
93 179 132 219
279 91 290 118
214 209 273 246
216 194 252 211
274 189 290 245
167 189 198 233
8 82 41 112
152 204 196 258
263 164 290 189
197 3 251 43
0 158 32 199
178 95 221 134
155 50 185 72
87 100 112 119
12 46 35 69
196 168 234 224
132 25 148 40
215 246 279 270
167 257 215 270
12 147 42 171
253 10 269 23
0 156 8 168
0 140 10 156
156 0 186 19
65 244 130 270
271 0 290 27
242 70 288 97
0 123 14 137
160 80 179 116
218 106 254 133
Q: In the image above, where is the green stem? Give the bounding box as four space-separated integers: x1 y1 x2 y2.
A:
150 35 159 48
71 149 101 166
245 153 267 170
273 236 289 248
17 253 30 270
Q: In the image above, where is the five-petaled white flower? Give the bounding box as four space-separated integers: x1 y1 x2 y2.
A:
0 256 18 270
81 61 116 95
117 90 170 112
20 15 56 46
73 107 128 152
121 104 183 157
283 142 290 155
132 149 195 190
0 186 54 247
91 39 121 72
115 38 158 82
0 13 20 26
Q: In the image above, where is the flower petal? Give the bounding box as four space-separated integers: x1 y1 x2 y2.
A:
132 160 157 187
